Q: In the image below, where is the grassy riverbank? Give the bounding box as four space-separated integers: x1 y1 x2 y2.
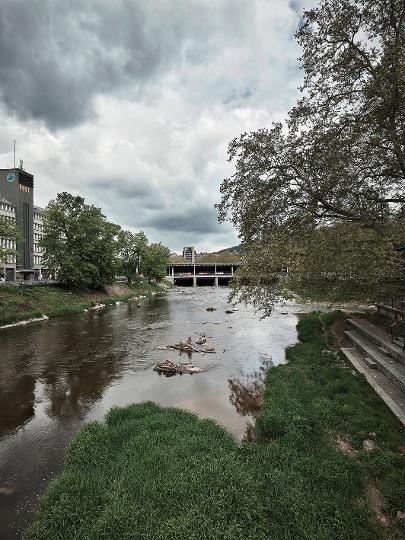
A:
25 312 405 539
0 281 168 326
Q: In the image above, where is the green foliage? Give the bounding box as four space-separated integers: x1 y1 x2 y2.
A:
41 192 120 289
140 242 170 282
25 313 405 540
296 311 323 342
116 230 148 283
230 218 405 314
218 0 405 312
0 215 20 267
197 250 241 263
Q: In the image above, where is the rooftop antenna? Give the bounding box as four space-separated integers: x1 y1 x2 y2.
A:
13 139 16 171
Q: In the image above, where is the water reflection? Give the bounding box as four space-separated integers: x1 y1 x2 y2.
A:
0 374 35 435
0 289 308 539
228 379 263 417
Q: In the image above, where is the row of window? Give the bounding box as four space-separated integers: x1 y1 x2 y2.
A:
0 203 15 213
34 232 44 241
0 238 16 249
33 243 43 253
33 222 43 231
34 213 43 220
34 255 43 265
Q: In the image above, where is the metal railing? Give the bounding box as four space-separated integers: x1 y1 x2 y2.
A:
387 298 405 312
391 320 405 350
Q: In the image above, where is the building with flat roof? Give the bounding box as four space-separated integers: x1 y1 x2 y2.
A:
0 196 17 280
183 246 196 263
33 206 46 278
0 167 46 280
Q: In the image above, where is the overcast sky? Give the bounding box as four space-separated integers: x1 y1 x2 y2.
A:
0 0 314 252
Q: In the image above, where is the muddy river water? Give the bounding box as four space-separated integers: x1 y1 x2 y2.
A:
0 287 316 538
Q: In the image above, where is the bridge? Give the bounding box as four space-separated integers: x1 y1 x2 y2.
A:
166 263 240 286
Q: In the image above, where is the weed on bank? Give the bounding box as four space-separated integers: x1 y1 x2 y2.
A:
0 281 164 326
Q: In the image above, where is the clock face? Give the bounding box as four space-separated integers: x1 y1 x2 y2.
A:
6 172 15 183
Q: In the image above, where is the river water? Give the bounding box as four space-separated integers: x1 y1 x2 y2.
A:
0 287 312 538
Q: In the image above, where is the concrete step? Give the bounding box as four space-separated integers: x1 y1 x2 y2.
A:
345 330 405 393
347 318 405 364
394 336 405 349
376 303 405 321
364 357 377 369
341 348 405 426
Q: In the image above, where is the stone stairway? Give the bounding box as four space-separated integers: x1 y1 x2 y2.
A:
341 318 405 426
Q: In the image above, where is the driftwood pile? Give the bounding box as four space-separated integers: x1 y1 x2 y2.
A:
167 336 216 354
153 333 216 376
154 360 201 376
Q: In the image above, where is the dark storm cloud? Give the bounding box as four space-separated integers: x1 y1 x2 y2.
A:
146 206 222 234
0 0 248 130
0 0 313 251
91 177 153 200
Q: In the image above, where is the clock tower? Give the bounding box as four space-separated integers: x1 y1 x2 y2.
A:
0 167 34 275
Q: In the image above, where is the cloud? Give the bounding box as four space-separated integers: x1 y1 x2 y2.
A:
146 206 222 234
0 0 251 130
0 0 313 251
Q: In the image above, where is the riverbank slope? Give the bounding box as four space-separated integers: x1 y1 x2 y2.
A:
0 282 169 326
25 312 405 539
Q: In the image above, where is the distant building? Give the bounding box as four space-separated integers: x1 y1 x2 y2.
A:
33 206 47 278
183 246 196 263
0 197 17 280
0 167 47 280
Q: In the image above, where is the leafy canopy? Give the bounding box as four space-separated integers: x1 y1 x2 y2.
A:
217 0 405 309
117 230 148 283
140 242 170 283
41 192 120 289
0 216 20 268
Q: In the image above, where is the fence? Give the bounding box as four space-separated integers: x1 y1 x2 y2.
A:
387 298 405 312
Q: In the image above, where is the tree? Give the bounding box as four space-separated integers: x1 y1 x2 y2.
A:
197 250 241 263
218 0 405 311
140 243 170 283
41 193 120 289
117 230 148 283
232 219 405 316
0 217 20 277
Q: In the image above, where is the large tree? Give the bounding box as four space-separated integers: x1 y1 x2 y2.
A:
218 0 405 310
117 230 148 284
219 0 405 234
41 193 120 289
140 243 170 283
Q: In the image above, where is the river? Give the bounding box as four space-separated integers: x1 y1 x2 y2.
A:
0 287 311 538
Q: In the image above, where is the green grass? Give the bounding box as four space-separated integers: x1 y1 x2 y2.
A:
25 312 405 539
0 281 166 326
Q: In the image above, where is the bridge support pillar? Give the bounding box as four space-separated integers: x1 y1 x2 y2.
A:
193 276 197 287
214 276 218 286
